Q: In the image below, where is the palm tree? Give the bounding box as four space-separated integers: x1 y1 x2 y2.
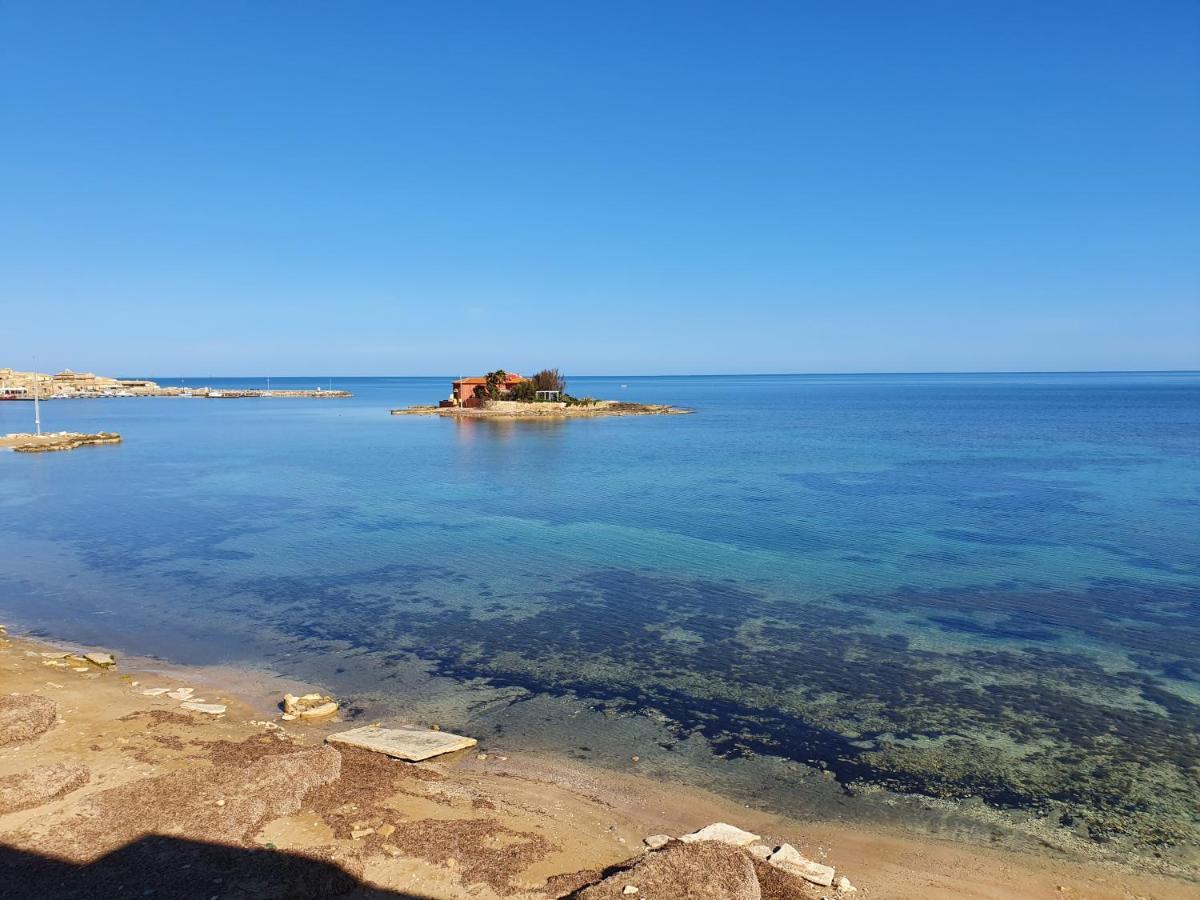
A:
485 369 508 400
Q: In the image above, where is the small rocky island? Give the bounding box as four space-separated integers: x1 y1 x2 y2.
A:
0 431 122 453
392 368 690 419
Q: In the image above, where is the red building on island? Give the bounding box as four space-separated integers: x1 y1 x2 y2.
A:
442 372 525 408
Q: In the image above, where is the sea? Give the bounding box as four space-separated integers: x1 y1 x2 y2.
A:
2 373 1197 870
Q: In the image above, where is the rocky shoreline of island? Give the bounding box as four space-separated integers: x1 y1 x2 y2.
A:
2 624 1194 899
392 400 690 419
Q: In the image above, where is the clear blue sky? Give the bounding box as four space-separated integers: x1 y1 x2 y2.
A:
2 1 1197 375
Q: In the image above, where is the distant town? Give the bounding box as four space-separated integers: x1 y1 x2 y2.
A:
0 368 350 400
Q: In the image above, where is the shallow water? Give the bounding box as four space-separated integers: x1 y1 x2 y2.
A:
2 373 1197 867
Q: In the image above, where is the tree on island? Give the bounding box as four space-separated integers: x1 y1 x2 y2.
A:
483 369 508 400
505 368 567 402
531 368 566 395
473 368 569 403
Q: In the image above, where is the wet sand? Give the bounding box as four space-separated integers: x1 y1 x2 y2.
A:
0 631 1194 899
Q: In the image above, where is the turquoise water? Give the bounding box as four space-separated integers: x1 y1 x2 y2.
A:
2 373 1198 866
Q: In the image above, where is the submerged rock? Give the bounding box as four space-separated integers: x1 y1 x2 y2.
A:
283 692 339 719
679 822 761 847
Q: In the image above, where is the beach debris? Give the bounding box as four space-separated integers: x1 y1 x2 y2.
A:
631 755 640 763
282 692 339 719
748 843 772 860
84 652 116 668
325 724 477 761
281 713 296 721
351 827 375 840
643 834 671 850
477 753 488 761
0 694 58 747
141 688 171 696
381 843 402 857
767 843 835 887
577 841 759 900
679 822 760 847
836 875 857 893
623 887 639 895
180 702 227 715
0 763 90 814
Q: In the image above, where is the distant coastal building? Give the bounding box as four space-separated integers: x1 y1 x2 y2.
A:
443 372 525 408
0 367 161 398
50 369 161 395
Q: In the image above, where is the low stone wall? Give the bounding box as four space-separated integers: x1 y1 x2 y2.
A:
479 400 567 412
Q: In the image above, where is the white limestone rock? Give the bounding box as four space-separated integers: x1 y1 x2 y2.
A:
643 834 671 850
767 843 835 887
180 702 227 715
678 822 761 847
326 724 477 761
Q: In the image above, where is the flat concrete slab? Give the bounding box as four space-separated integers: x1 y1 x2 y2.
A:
325 725 477 762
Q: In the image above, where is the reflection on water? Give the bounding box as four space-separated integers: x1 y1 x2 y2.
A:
1 373 1198 871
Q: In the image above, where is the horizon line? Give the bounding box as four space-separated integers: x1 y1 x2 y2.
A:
124 369 1200 379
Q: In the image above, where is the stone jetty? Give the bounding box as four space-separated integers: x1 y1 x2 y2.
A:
0 431 122 453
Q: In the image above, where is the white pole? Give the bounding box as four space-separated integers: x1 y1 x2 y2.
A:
32 357 42 436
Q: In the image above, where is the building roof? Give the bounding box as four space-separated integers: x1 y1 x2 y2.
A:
452 373 524 385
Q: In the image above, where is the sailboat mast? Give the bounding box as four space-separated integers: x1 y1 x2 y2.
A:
32 358 42 436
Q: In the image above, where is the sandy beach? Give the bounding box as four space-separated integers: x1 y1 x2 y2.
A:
2 630 1194 900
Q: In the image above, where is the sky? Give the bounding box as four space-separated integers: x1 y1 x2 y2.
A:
2 1 1197 376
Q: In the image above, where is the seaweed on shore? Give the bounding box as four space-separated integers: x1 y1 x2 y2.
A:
243 566 1200 855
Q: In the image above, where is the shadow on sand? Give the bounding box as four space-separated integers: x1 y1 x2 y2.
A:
1 835 430 899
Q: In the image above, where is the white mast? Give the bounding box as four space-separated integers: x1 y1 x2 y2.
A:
32 357 42 436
